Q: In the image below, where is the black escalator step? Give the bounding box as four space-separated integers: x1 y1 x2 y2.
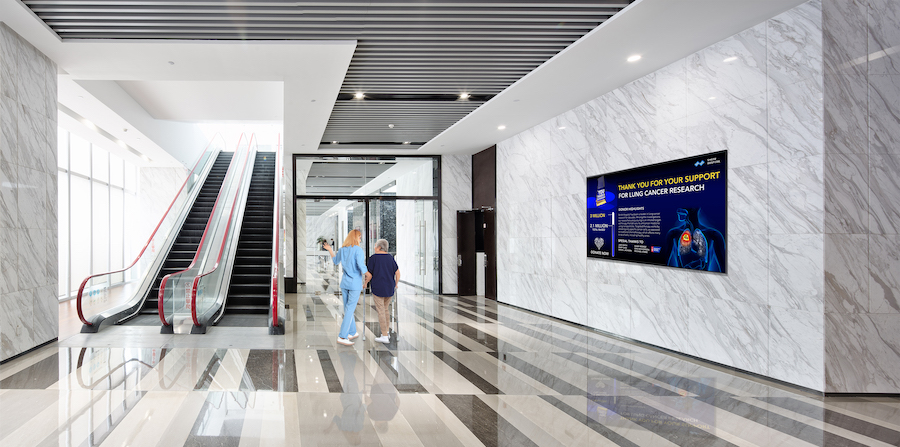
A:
224 305 269 314
233 266 270 275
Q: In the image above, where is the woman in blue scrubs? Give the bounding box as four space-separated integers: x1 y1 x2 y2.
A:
323 229 368 346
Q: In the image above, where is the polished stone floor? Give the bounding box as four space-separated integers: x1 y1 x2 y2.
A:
1 274 899 446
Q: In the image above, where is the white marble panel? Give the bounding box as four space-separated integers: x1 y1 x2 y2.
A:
17 227 45 290
868 151 900 234
823 0 868 76
0 24 18 101
550 194 585 239
687 93 767 169
586 282 630 337
0 161 16 229
868 75 900 153
440 154 471 240
767 0 824 86
630 288 690 352
43 57 56 122
550 109 590 162
16 103 48 174
497 268 513 301
15 166 45 231
824 234 869 314
592 92 654 174
728 164 768 235
768 77 825 162
441 237 458 295
45 171 56 234
868 0 900 75
649 58 687 125
0 226 17 295
696 235 768 306
508 199 550 239
825 72 868 156
687 22 768 116
769 234 824 312
686 297 769 376
768 155 824 235
0 290 33 360
0 94 14 167
15 37 45 120
869 234 900 313
549 149 585 199
551 278 587 327
551 236 586 283
825 312 900 393
824 153 868 234
769 307 824 391
44 229 56 288
31 285 57 343
517 273 551 316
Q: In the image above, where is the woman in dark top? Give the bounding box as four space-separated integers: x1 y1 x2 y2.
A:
362 239 400 343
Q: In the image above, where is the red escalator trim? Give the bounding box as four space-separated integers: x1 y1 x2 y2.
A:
271 135 281 327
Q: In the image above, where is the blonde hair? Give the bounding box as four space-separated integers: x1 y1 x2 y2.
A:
341 229 362 248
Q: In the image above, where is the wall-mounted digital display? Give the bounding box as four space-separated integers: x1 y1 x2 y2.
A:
587 151 727 273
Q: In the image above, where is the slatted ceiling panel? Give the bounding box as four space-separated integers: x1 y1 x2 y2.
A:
25 0 632 151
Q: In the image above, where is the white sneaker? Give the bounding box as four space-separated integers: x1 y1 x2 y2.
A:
348 333 360 340
337 337 354 346
374 335 390 343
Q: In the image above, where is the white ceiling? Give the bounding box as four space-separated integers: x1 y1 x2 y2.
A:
1 0 809 163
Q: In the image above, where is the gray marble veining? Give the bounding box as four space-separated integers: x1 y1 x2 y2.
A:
824 153 869 233
769 307 824 390
868 151 900 234
687 22 767 116
551 278 587 327
630 288 690 353
868 234 900 313
15 166 45 231
586 282 630 337
824 0 868 76
826 312 900 393
0 226 17 295
867 0 900 75
17 227 45 291
768 77 824 162
0 290 34 359
549 149 585 199
15 39 45 123
0 95 15 167
0 161 16 229
687 93 767 169
31 285 57 344
825 72 869 155
768 155 824 234
767 0 824 86
868 75 900 154
0 24 18 102
728 164 768 235
687 298 769 377
696 235 769 307
550 194 585 239
768 234 824 313
824 234 869 314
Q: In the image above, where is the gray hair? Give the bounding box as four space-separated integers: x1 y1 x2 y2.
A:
374 239 389 252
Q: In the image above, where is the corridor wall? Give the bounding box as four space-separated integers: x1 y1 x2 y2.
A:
495 0 900 393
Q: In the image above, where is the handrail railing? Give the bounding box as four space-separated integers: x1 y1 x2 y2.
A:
190 135 256 326
158 134 251 327
76 136 224 328
270 135 284 331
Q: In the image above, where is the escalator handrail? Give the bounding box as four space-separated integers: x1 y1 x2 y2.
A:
190 135 255 326
76 138 221 327
158 134 250 326
270 136 282 328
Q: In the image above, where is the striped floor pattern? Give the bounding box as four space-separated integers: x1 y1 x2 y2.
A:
1 279 898 446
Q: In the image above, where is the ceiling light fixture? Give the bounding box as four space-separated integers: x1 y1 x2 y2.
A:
402 141 410 145
723 56 738 63
332 141 338 144
498 125 506 130
354 92 364 99
459 93 470 100
558 126 566 130
388 124 394 128
627 54 642 62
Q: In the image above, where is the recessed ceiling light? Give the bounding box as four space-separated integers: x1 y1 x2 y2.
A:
558 126 566 130
498 125 506 130
332 141 338 144
627 54 642 62
388 124 394 128
459 93 470 99
402 141 410 145
354 92 364 99
723 56 738 63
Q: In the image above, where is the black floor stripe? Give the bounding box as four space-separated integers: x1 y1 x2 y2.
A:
316 350 343 393
184 391 248 447
239 350 298 392
433 351 502 395
441 322 524 352
194 349 228 391
539 395 642 447
759 396 900 445
437 394 539 447
304 305 315 321
487 351 583 395
369 350 428 393
588 395 739 447
0 351 61 389
555 352 682 397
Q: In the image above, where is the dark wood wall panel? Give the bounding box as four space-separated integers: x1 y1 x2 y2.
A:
472 146 496 209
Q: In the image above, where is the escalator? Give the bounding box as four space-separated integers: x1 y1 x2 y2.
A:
137 152 234 316
224 152 276 315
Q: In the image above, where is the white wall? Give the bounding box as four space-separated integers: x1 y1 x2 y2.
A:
440 154 472 294
0 23 59 361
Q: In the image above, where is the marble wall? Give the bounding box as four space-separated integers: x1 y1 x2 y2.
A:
440 154 472 294
137 167 187 252
496 1 833 390
821 0 900 393
0 23 59 361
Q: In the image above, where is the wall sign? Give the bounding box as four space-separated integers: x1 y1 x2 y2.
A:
587 151 727 273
